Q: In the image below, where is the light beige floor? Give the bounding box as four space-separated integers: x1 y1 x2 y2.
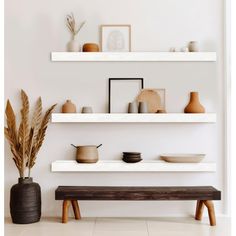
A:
4 217 231 236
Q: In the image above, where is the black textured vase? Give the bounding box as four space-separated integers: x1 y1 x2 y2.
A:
10 178 41 224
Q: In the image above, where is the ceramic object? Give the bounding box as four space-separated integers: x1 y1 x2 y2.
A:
67 40 80 52
128 102 138 113
188 41 199 52
83 43 99 52
170 47 176 52
72 144 102 163
184 92 205 113
181 47 189 52
81 106 93 113
10 178 41 224
123 152 141 155
123 154 141 158
62 100 76 113
156 109 167 113
122 157 142 163
160 154 205 163
138 102 148 113
137 89 162 113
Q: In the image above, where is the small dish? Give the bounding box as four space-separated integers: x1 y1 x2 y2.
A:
122 157 142 163
160 154 205 163
123 152 141 155
123 156 141 160
123 154 141 158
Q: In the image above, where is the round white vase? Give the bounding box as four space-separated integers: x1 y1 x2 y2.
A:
67 40 80 52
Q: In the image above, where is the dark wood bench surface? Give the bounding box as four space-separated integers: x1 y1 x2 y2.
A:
55 186 221 201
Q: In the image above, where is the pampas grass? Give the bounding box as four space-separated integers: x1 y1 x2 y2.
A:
66 13 85 40
4 90 56 178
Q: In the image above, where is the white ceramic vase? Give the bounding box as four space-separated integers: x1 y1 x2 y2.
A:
67 40 80 52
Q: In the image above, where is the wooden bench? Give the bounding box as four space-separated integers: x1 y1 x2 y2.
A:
55 186 221 226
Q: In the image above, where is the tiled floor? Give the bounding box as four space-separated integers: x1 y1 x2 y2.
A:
4 217 231 236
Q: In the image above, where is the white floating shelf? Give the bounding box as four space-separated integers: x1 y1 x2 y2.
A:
51 52 216 62
51 160 216 172
51 113 216 123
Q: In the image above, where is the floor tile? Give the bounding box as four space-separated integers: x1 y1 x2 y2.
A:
5 217 95 236
93 230 148 236
147 217 231 236
94 217 147 231
4 217 230 236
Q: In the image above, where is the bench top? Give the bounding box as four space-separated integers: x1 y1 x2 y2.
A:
55 186 221 201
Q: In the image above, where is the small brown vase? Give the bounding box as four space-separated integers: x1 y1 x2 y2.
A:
61 100 76 113
184 92 205 113
83 43 99 52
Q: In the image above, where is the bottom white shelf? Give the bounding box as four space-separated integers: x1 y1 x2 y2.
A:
51 160 216 172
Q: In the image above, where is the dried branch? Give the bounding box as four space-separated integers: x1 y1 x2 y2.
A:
28 104 57 170
4 90 57 178
27 97 43 177
18 90 30 178
66 13 85 39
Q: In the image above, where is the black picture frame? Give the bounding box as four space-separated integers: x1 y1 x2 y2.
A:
108 78 144 113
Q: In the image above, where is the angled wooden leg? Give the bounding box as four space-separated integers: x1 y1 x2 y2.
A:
203 200 216 226
195 200 200 219
195 200 204 221
62 200 70 223
71 200 81 220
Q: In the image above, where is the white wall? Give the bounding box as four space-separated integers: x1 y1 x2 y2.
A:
5 0 225 217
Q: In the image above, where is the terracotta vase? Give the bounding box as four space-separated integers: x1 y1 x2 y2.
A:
83 43 99 52
184 92 205 113
62 100 76 113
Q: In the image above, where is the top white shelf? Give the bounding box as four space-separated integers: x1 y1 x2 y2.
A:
51 52 217 62
51 113 216 123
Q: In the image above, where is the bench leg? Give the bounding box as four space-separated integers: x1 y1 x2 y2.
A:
195 200 204 221
203 200 216 226
71 200 81 220
62 200 70 223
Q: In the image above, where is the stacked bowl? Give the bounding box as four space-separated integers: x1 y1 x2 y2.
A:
122 152 142 163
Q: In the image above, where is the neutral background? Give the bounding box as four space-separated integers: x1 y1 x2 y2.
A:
5 0 225 217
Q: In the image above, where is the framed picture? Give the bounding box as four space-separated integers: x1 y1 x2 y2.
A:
101 25 131 52
136 88 166 113
108 78 144 113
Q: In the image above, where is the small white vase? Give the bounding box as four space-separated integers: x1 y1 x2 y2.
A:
67 40 80 52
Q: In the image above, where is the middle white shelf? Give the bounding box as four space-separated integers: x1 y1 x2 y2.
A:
51 160 216 172
51 113 216 123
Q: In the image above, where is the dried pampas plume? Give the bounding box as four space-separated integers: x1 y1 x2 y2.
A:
66 13 85 40
4 90 56 178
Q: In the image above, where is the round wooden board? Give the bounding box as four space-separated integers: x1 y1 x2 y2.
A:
137 89 161 113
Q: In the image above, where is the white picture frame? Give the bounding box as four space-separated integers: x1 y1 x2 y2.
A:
101 25 131 52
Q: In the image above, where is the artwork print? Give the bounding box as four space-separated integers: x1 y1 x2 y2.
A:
101 25 131 52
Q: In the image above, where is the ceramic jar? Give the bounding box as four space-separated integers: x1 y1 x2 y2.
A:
72 145 102 163
10 178 41 224
128 102 138 113
188 41 199 52
83 43 99 52
138 102 148 113
67 40 80 52
62 100 76 113
81 106 93 113
184 92 205 113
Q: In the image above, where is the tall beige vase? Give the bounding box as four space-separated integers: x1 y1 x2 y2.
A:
184 92 205 113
